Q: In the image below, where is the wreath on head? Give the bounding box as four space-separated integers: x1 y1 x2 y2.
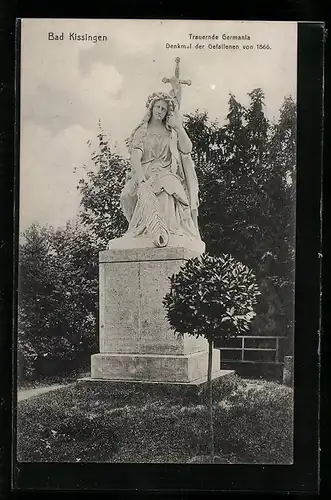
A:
145 92 176 115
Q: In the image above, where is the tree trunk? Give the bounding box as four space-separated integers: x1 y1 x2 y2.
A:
207 339 215 463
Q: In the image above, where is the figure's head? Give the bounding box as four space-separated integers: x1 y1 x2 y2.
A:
145 91 176 125
125 91 176 153
152 99 168 121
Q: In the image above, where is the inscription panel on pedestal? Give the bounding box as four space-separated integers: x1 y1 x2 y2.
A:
100 262 140 353
138 259 184 355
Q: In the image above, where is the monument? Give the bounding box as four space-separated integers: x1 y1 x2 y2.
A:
88 59 230 386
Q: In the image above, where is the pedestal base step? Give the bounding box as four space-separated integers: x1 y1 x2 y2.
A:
91 350 221 383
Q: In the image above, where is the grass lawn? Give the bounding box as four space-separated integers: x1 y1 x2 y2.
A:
16 376 293 464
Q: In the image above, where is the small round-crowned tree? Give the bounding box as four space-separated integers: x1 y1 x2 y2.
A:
162 252 261 462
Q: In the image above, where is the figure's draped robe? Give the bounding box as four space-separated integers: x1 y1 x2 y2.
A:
120 126 200 241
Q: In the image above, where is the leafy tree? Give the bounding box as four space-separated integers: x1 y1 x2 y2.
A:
18 222 98 381
185 92 296 343
77 122 129 248
262 96 296 342
245 88 269 171
222 93 247 167
163 253 260 463
265 96 296 278
185 90 271 268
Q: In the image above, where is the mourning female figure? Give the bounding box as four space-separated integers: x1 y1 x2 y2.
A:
108 83 205 253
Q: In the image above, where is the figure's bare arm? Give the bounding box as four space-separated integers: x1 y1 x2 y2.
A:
169 75 182 109
169 87 182 109
169 109 192 154
176 122 192 154
131 148 145 184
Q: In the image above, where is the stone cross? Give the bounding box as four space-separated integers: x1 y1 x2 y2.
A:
162 57 191 108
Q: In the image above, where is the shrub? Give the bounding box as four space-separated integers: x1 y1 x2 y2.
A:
18 223 98 383
163 253 261 341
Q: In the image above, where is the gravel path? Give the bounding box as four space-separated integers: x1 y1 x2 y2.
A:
17 383 72 402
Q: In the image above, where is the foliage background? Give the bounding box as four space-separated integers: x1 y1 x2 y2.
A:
18 223 98 382
18 88 296 382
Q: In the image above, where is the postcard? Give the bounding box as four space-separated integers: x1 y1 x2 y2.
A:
16 18 300 468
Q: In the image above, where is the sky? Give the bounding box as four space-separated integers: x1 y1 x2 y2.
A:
19 19 297 231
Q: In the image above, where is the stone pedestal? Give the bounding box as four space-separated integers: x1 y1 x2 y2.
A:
90 246 222 384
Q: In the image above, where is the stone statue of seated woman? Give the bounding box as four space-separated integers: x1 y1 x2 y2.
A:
108 80 205 254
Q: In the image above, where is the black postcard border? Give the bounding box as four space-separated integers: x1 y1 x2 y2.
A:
1 11 325 496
